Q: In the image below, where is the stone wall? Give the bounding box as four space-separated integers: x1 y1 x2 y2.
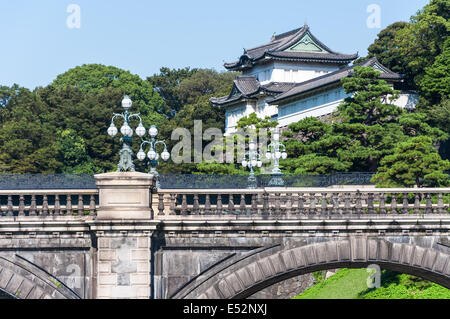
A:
248 273 314 299
96 233 151 299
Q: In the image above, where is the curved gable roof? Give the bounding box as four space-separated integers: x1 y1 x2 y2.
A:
224 25 358 71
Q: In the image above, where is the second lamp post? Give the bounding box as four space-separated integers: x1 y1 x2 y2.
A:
242 141 263 189
137 125 170 189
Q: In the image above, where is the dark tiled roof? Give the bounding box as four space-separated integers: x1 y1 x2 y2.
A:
270 57 403 104
224 25 358 70
210 79 296 106
266 51 358 63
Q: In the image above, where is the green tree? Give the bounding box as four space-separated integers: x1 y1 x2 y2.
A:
372 136 450 187
0 86 61 173
147 67 198 117
55 129 98 174
420 38 450 105
360 22 410 75
52 64 166 127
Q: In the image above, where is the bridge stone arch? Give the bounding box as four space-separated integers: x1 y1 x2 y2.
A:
0 255 80 299
172 238 450 299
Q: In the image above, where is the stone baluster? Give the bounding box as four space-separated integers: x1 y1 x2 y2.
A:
320 193 328 216
158 193 165 216
181 194 188 215
425 193 432 214
193 194 199 215
379 193 386 214
66 194 72 215
367 193 375 215
7 195 13 217
30 195 37 216
239 194 246 215
309 193 316 215
297 193 304 215
228 194 234 215
217 194 223 215
263 192 269 216
332 193 340 215
402 193 409 214
344 193 351 215
204 194 211 215
169 194 176 215
355 191 362 215
414 193 421 214
437 193 444 214
286 193 293 216
390 193 397 214
77 195 84 216
54 194 61 216
18 195 25 217
251 194 258 215
274 193 281 215
89 194 96 216
292 193 299 215
42 195 49 217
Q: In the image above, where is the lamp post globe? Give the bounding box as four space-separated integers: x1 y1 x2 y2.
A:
149 125 158 138
122 95 132 110
135 123 146 137
108 124 118 137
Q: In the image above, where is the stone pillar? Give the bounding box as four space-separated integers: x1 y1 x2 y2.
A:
93 172 156 299
94 172 155 219
95 229 152 299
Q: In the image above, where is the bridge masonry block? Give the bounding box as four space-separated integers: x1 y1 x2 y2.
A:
96 235 151 299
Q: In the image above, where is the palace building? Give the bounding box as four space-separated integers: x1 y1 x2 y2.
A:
211 24 418 135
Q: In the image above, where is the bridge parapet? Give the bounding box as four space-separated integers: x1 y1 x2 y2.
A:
156 187 450 218
0 189 98 218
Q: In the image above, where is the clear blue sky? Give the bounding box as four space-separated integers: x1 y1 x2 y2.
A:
0 0 429 89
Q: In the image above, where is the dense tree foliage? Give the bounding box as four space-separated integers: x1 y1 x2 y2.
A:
372 136 450 187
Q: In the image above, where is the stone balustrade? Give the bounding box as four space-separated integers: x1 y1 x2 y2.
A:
0 189 98 217
156 187 450 218
1 186 449 219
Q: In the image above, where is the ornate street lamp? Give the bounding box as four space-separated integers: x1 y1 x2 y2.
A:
136 125 170 188
265 127 288 186
107 95 147 172
241 141 263 189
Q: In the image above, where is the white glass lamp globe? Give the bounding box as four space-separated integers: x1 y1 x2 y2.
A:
122 95 132 109
107 124 118 137
161 150 170 161
249 142 256 151
127 128 133 137
135 123 146 137
242 160 248 167
137 149 146 161
275 151 281 159
273 132 280 141
148 125 158 138
257 160 262 168
251 160 257 167
120 124 131 136
147 149 157 160
266 152 272 160
281 152 287 159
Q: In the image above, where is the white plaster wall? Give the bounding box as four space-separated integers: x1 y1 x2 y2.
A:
277 99 343 127
245 62 339 85
389 93 418 109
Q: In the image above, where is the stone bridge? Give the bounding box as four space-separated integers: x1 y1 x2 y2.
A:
0 172 449 299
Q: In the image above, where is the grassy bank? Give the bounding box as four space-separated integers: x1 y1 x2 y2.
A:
294 268 450 299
